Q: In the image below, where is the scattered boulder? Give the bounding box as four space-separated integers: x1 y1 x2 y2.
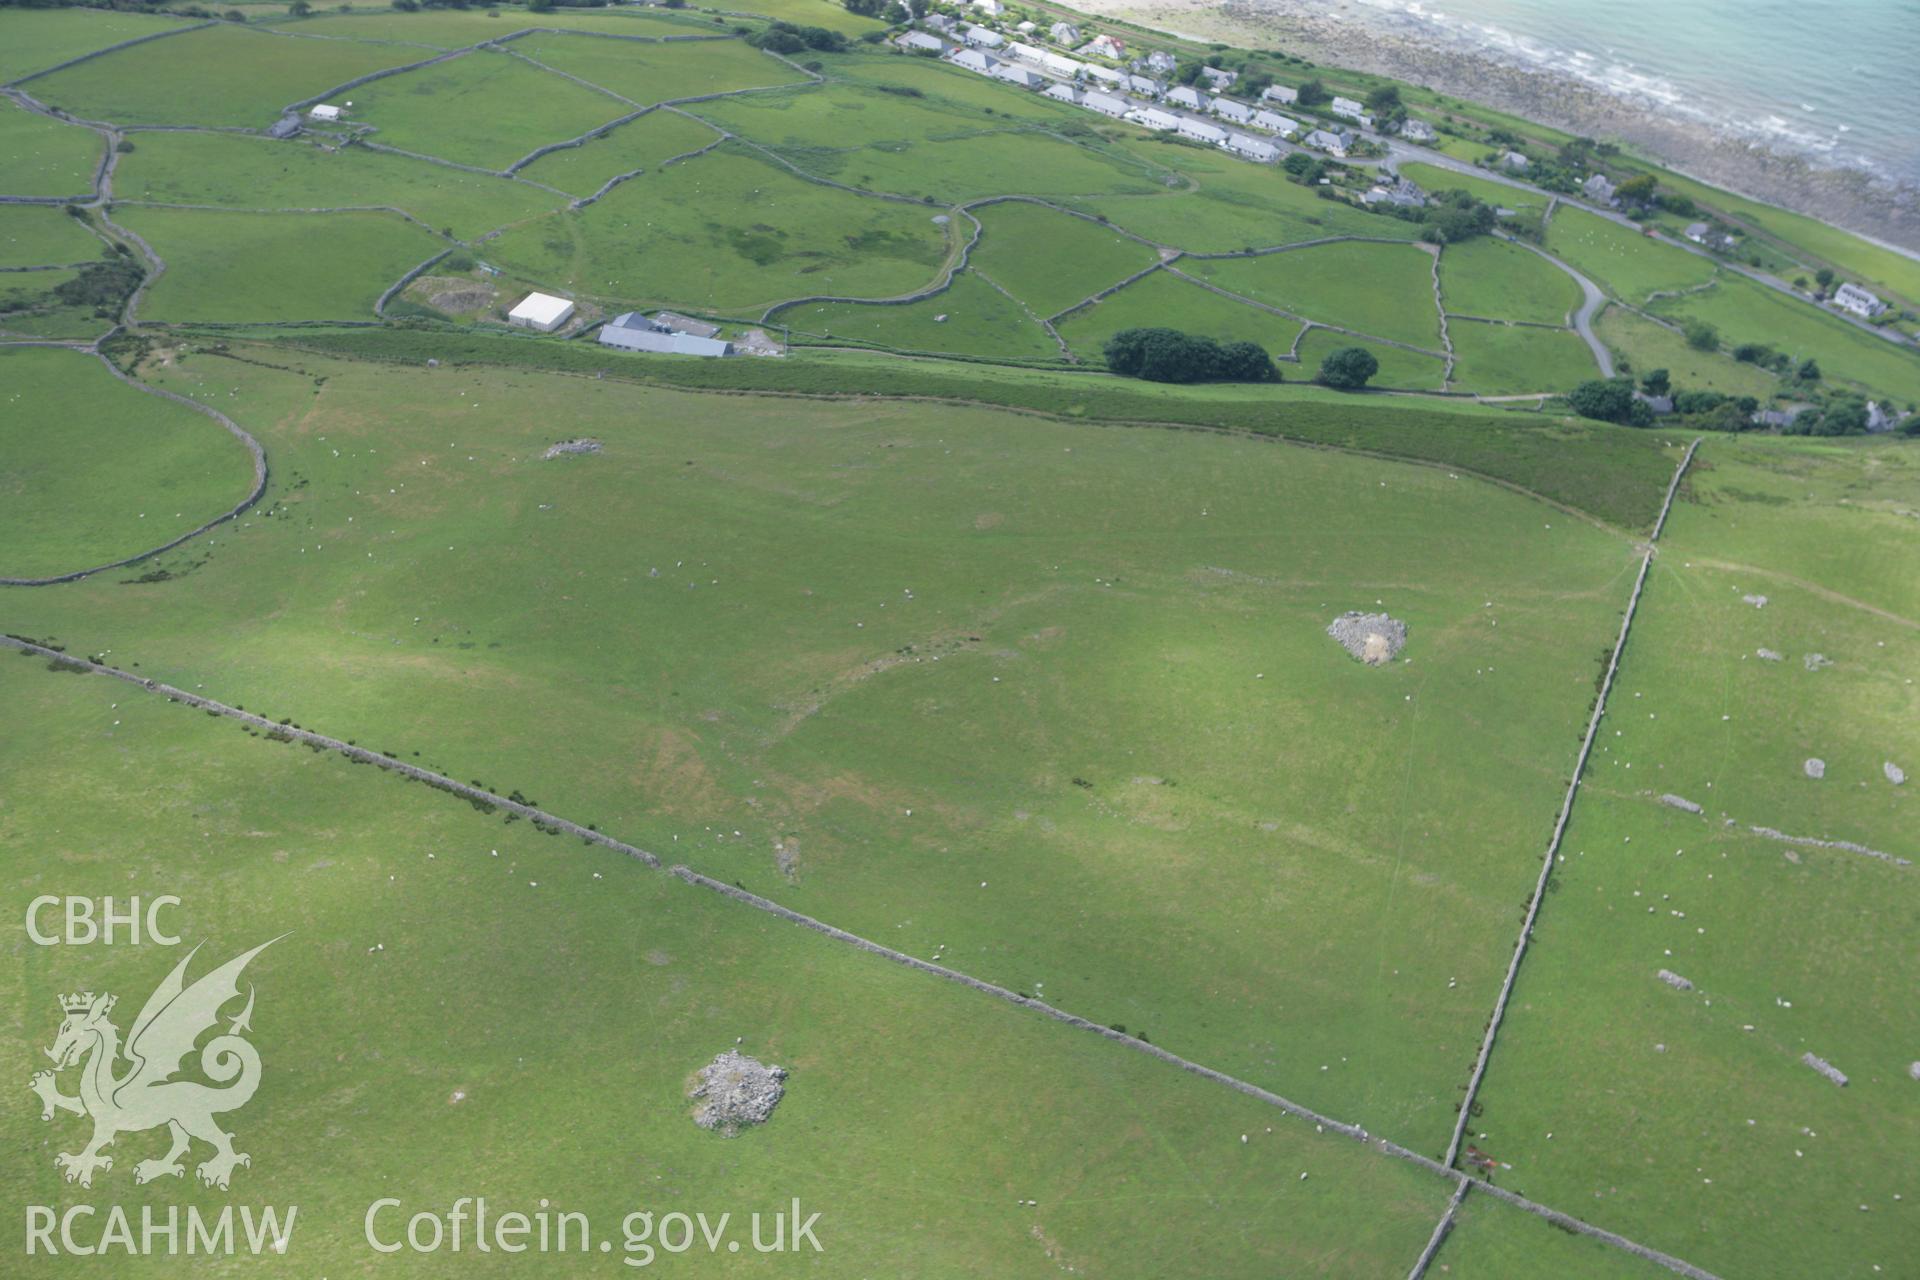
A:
541 438 602 460
1656 969 1694 991
689 1050 787 1136
1741 594 1769 608
1803 1053 1848 1087
1326 611 1407 666
1886 762 1907 786
1804 652 1832 671
1804 758 1826 780
1659 794 1703 814
1909 1061 1920 1082
1756 648 1783 662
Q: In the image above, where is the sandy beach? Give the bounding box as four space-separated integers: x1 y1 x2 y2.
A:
1068 0 1920 253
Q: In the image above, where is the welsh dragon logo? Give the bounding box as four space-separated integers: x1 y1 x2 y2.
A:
30 938 282 1190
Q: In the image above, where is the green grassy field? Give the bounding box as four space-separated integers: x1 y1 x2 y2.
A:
1397 162 1548 220
513 32 809 107
1445 320 1599 396
0 97 103 199
347 47 630 171
1464 437 1920 1279
1055 267 1305 363
967 201 1161 320
0 203 103 268
0 5 195 83
0 655 1457 1278
27 23 428 128
1433 1192 1671 1278
1438 237 1582 326
724 0 889 35
0 262 117 341
1543 206 1717 305
112 130 564 240
1593 306 1779 400
1648 273 1920 405
0 346 1652 1158
515 108 721 199
1186 241 1445 351
0 346 258 579
117 207 441 323
779 268 1062 360
484 146 952 314
1294 325 1449 392
280 6 723 48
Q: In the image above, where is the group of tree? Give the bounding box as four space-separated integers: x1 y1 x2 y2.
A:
749 20 847 53
1103 328 1278 384
1364 187 1496 244
1315 346 1378 390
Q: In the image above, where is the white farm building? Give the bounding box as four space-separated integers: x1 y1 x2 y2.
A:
599 312 730 357
507 292 574 332
308 103 344 122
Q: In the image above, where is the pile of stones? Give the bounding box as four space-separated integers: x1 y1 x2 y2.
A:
689 1050 787 1136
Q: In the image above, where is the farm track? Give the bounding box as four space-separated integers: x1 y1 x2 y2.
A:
0 628 1722 1280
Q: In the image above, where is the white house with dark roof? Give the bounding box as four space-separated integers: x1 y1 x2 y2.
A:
1252 109 1298 137
1833 282 1888 318
1303 128 1352 157
1211 97 1254 125
1330 96 1366 120
1178 117 1229 145
1165 85 1206 110
1226 133 1278 162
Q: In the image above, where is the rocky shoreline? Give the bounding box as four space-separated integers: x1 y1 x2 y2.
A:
1074 0 1920 253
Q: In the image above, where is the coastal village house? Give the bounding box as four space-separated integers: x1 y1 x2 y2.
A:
1044 82 1082 105
1083 90 1129 118
598 313 730 357
1201 66 1237 90
970 0 1004 15
1211 97 1254 125
992 63 1041 88
1144 50 1177 75
950 47 994 73
897 31 943 53
1833 282 1888 318
1303 128 1352 157
1227 133 1279 162
1582 173 1617 205
1397 118 1436 143
1166 85 1206 111
963 25 1004 48
1078 34 1126 60
1330 96 1366 121
1178 117 1229 145
1502 150 1531 172
1125 73 1160 97
1262 84 1298 105
1135 106 1182 132
1253 109 1299 137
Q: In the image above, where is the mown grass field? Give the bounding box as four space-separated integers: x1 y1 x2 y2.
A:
1446 320 1599 395
1648 273 1920 404
0 5 194 83
0 203 102 268
779 268 1061 360
0 97 102 198
0 262 114 341
1397 162 1548 220
117 206 441 323
515 108 720 199
513 32 809 107
1055 267 1305 363
1438 236 1581 326
1 346 1651 1158
281 6 723 49
967 200 1161 319
27 23 427 128
1465 437 1920 1279
1543 206 1718 305
0 346 257 579
112 130 564 241
485 146 952 314
347 47 630 172
0 656 1457 1279
1593 306 1779 400
1186 241 1445 351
